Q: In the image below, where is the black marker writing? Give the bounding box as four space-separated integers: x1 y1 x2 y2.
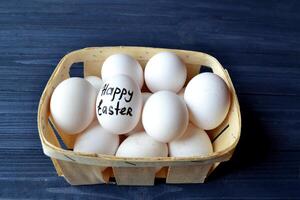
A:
97 100 133 116
101 83 134 103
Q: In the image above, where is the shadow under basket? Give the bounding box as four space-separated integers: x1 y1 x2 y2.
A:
37 46 241 186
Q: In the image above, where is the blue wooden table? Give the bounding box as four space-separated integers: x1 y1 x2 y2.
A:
0 0 299 199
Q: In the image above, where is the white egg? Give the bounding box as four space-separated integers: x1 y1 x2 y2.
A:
126 92 152 136
142 91 189 143
101 53 144 88
116 132 168 171
169 123 213 157
184 72 230 130
96 75 142 134
85 76 103 93
145 52 187 93
73 121 119 174
74 121 119 155
50 77 97 134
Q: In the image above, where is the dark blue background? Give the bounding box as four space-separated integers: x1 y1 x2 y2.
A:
0 0 299 199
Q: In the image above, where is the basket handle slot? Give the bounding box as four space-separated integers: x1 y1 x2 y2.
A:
69 62 84 78
199 65 213 74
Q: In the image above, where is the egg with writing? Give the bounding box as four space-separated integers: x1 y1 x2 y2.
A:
142 91 189 143
96 75 142 134
184 72 230 130
169 123 213 157
126 92 152 136
50 77 97 134
101 53 144 88
116 131 168 172
85 76 103 93
145 52 187 93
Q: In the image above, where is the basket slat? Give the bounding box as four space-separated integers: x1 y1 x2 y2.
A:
49 116 77 149
166 164 212 184
84 60 101 77
56 160 110 185
113 167 156 186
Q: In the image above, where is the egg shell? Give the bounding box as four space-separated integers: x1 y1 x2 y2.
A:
116 131 168 157
169 123 213 157
101 53 144 88
50 77 97 134
73 121 119 155
85 76 103 93
145 52 187 93
142 90 189 143
126 92 152 136
184 72 230 130
73 121 119 174
96 75 142 134
116 131 168 172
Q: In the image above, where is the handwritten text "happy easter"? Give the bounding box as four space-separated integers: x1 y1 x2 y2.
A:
97 84 134 116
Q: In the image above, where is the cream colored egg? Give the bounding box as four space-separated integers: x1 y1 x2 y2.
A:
101 53 144 88
116 131 168 171
142 91 189 143
73 121 119 155
145 52 187 93
85 76 103 93
184 72 230 130
126 92 152 136
169 123 213 157
50 77 97 134
96 75 142 134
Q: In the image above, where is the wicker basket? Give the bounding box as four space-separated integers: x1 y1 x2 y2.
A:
37 46 241 186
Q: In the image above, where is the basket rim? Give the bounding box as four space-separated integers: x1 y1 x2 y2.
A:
37 46 241 164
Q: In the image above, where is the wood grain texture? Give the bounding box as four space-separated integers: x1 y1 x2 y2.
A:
0 0 299 199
